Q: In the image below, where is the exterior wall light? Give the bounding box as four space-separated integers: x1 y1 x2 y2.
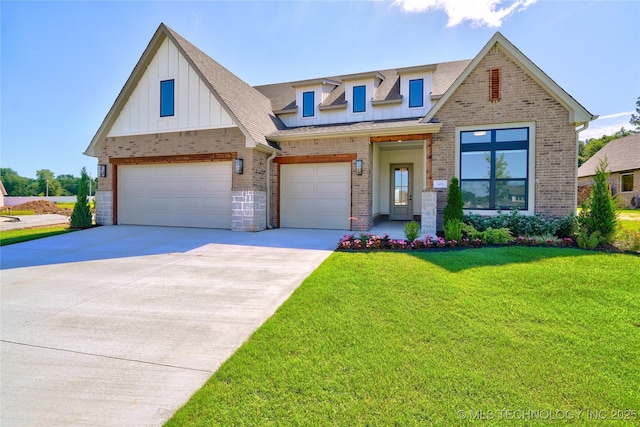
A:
355 159 363 175
234 158 244 174
98 164 107 178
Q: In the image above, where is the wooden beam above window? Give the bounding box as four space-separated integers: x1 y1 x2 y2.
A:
370 134 429 143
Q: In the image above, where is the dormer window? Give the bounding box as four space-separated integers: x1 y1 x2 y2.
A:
409 79 423 108
160 79 175 117
302 91 315 117
353 85 366 113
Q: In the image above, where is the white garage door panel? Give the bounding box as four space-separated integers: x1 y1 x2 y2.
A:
118 162 231 228
281 163 351 230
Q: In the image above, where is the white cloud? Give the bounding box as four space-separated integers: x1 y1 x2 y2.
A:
393 0 537 28
580 112 634 141
595 111 634 120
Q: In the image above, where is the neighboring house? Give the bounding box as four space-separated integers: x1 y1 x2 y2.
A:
0 179 7 207
578 133 640 208
84 23 596 234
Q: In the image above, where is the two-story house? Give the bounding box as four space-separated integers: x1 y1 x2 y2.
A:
84 23 595 235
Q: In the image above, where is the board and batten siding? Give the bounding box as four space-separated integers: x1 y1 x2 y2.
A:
279 72 434 127
108 38 236 137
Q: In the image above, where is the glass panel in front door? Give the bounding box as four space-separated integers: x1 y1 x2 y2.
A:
394 168 409 206
390 165 412 221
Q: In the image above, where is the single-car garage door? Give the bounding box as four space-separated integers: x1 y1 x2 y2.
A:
281 163 351 229
118 162 232 228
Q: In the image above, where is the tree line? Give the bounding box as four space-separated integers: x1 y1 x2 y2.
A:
578 96 640 166
0 168 98 197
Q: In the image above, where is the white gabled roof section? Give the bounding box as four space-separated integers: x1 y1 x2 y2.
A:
107 37 236 137
85 23 282 157
421 32 597 126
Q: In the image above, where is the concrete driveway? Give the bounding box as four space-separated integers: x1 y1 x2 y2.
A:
1 225 341 426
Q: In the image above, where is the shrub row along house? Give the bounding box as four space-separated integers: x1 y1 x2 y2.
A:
84 23 596 235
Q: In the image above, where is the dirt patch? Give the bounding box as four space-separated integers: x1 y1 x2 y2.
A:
9 200 73 216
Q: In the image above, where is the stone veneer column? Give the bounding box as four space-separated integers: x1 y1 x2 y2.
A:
421 189 437 238
95 190 114 225
231 190 266 232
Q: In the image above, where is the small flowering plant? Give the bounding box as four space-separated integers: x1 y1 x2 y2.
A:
337 228 575 251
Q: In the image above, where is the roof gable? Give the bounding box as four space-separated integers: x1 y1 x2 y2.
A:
578 133 640 177
421 32 596 126
85 24 283 156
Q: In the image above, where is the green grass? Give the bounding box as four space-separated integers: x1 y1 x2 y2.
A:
0 209 35 215
0 226 75 246
55 202 75 210
167 247 640 426
618 209 640 232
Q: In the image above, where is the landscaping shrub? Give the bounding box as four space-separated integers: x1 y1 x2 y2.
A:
404 220 420 242
443 177 463 224
70 167 93 229
463 224 513 245
615 228 640 252
443 219 463 242
577 159 618 245
464 209 575 238
576 229 603 250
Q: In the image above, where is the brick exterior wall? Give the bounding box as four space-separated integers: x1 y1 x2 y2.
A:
578 170 640 208
273 136 372 230
93 127 272 229
431 45 578 229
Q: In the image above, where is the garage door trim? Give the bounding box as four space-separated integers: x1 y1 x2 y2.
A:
110 153 236 225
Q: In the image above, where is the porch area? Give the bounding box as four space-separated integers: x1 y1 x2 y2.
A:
370 134 438 237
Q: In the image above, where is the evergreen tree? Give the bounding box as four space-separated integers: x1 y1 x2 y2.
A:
70 167 93 229
577 159 617 245
443 177 464 224
630 96 640 132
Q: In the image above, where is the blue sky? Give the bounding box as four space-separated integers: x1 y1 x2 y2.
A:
2 0 639 178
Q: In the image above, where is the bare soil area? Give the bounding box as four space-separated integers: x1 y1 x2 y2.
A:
9 200 73 216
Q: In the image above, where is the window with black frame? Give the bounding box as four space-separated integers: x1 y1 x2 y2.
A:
459 127 529 210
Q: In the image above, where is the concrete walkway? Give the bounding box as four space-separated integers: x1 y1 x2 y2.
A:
1 225 342 426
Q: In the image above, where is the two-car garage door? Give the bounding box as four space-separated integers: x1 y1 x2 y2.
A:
280 163 351 230
118 162 232 228
117 161 350 230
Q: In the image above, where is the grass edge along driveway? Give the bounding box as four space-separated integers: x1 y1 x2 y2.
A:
168 247 640 426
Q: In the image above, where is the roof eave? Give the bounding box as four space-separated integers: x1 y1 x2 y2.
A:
268 123 442 142
84 25 170 157
422 32 596 126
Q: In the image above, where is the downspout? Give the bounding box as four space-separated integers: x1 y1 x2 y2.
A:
266 148 278 229
575 122 590 210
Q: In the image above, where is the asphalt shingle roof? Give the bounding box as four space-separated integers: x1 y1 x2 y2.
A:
578 133 640 177
268 117 428 139
253 60 471 114
165 26 285 146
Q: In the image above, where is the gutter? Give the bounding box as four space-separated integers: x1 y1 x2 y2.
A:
574 121 592 209
268 122 442 142
254 144 280 230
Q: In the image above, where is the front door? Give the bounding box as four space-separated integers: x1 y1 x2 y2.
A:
390 164 413 221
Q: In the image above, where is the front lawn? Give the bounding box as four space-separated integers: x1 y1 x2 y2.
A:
168 247 639 426
0 226 75 246
618 208 640 232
